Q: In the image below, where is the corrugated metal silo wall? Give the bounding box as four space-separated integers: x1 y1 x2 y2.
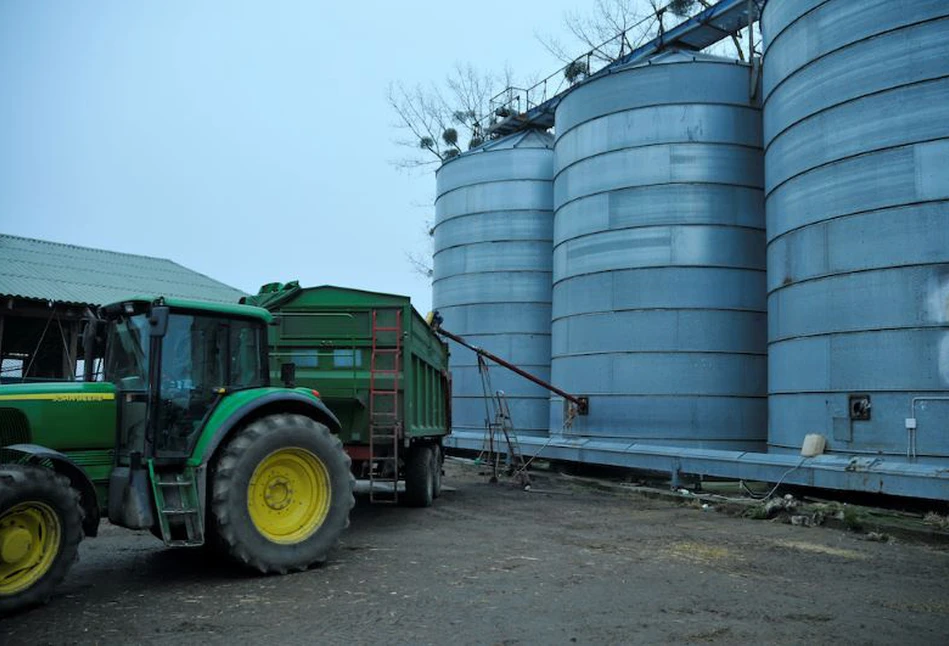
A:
763 0 949 461
433 131 555 440
549 52 768 450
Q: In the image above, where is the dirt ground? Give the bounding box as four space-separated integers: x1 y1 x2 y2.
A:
4 460 949 646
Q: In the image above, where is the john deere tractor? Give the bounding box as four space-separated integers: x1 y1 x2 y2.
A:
0 297 355 614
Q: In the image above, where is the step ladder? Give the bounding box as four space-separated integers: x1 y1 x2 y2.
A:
148 461 204 546
369 309 402 503
477 355 530 487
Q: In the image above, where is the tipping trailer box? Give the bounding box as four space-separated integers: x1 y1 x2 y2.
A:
242 283 451 455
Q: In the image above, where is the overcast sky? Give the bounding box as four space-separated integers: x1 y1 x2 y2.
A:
0 0 592 314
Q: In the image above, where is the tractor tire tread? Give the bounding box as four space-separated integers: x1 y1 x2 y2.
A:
0 465 84 615
432 444 443 499
209 414 354 574
403 444 435 508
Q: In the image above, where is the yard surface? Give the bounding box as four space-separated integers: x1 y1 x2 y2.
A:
5 461 949 646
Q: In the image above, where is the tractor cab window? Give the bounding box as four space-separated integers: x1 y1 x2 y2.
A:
105 314 150 390
155 313 266 455
105 313 151 459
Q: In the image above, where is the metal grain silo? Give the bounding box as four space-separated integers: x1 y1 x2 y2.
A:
550 50 767 450
433 131 554 442
763 0 949 461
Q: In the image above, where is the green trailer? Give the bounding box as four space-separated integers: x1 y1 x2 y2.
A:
242 282 451 506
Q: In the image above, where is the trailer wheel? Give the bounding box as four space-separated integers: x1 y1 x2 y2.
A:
404 445 434 508
0 465 83 615
210 414 355 574
431 445 443 499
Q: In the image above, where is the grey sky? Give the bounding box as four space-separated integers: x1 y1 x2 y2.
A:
0 0 585 314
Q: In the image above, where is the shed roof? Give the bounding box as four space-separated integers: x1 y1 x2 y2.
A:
0 234 247 307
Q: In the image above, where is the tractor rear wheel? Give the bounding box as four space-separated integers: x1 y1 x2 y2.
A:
0 465 83 615
209 414 354 574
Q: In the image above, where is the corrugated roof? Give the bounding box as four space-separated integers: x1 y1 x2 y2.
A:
0 234 247 306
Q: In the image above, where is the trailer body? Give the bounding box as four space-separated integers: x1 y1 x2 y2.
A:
243 283 452 454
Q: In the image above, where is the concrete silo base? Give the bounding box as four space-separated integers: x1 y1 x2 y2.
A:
444 432 949 502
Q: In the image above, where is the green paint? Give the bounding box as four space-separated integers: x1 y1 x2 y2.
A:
0 382 117 451
187 386 324 466
67 449 114 507
0 382 117 506
105 295 272 323
244 282 451 445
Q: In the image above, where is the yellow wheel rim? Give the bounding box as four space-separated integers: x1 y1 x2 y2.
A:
247 448 331 544
0 502 62 596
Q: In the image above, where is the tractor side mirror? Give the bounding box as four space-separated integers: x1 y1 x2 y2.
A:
148 306 170 338
280 362 296 388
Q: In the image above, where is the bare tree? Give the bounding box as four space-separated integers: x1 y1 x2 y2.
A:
537 0 755 78
663 0 749 62
389 65 525 281
387 64 516 169
537 0 656 66
406 246 434 280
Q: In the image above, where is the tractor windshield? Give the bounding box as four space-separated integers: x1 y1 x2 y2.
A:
104 312 266 392
154 313 267 455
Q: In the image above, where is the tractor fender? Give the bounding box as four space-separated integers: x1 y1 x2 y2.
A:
200 392 342 464
4 443 101 537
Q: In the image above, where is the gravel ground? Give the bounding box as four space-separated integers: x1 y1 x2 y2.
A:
4 460 949 646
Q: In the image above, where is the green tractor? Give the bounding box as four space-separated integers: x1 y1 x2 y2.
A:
0 296 355 614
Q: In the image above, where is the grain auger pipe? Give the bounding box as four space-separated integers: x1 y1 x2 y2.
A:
426 311 589 416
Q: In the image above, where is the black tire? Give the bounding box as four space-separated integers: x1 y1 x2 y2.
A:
404 445 434 508
209 414 355 574
431 444 443 499
0 465 83 615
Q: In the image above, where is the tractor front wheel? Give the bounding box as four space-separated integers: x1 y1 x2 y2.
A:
209 414 354 574
0 465 83 615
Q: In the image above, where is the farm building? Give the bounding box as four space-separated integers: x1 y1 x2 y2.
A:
0 234 246 383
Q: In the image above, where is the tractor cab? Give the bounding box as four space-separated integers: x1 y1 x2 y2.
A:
88 297 275 538
92 297 270 463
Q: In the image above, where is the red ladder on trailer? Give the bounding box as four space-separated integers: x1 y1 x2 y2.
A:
369 309 402 503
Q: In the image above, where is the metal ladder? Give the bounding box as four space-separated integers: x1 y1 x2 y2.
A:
477 355 530 486
368 309 402 503
148 461 204 546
